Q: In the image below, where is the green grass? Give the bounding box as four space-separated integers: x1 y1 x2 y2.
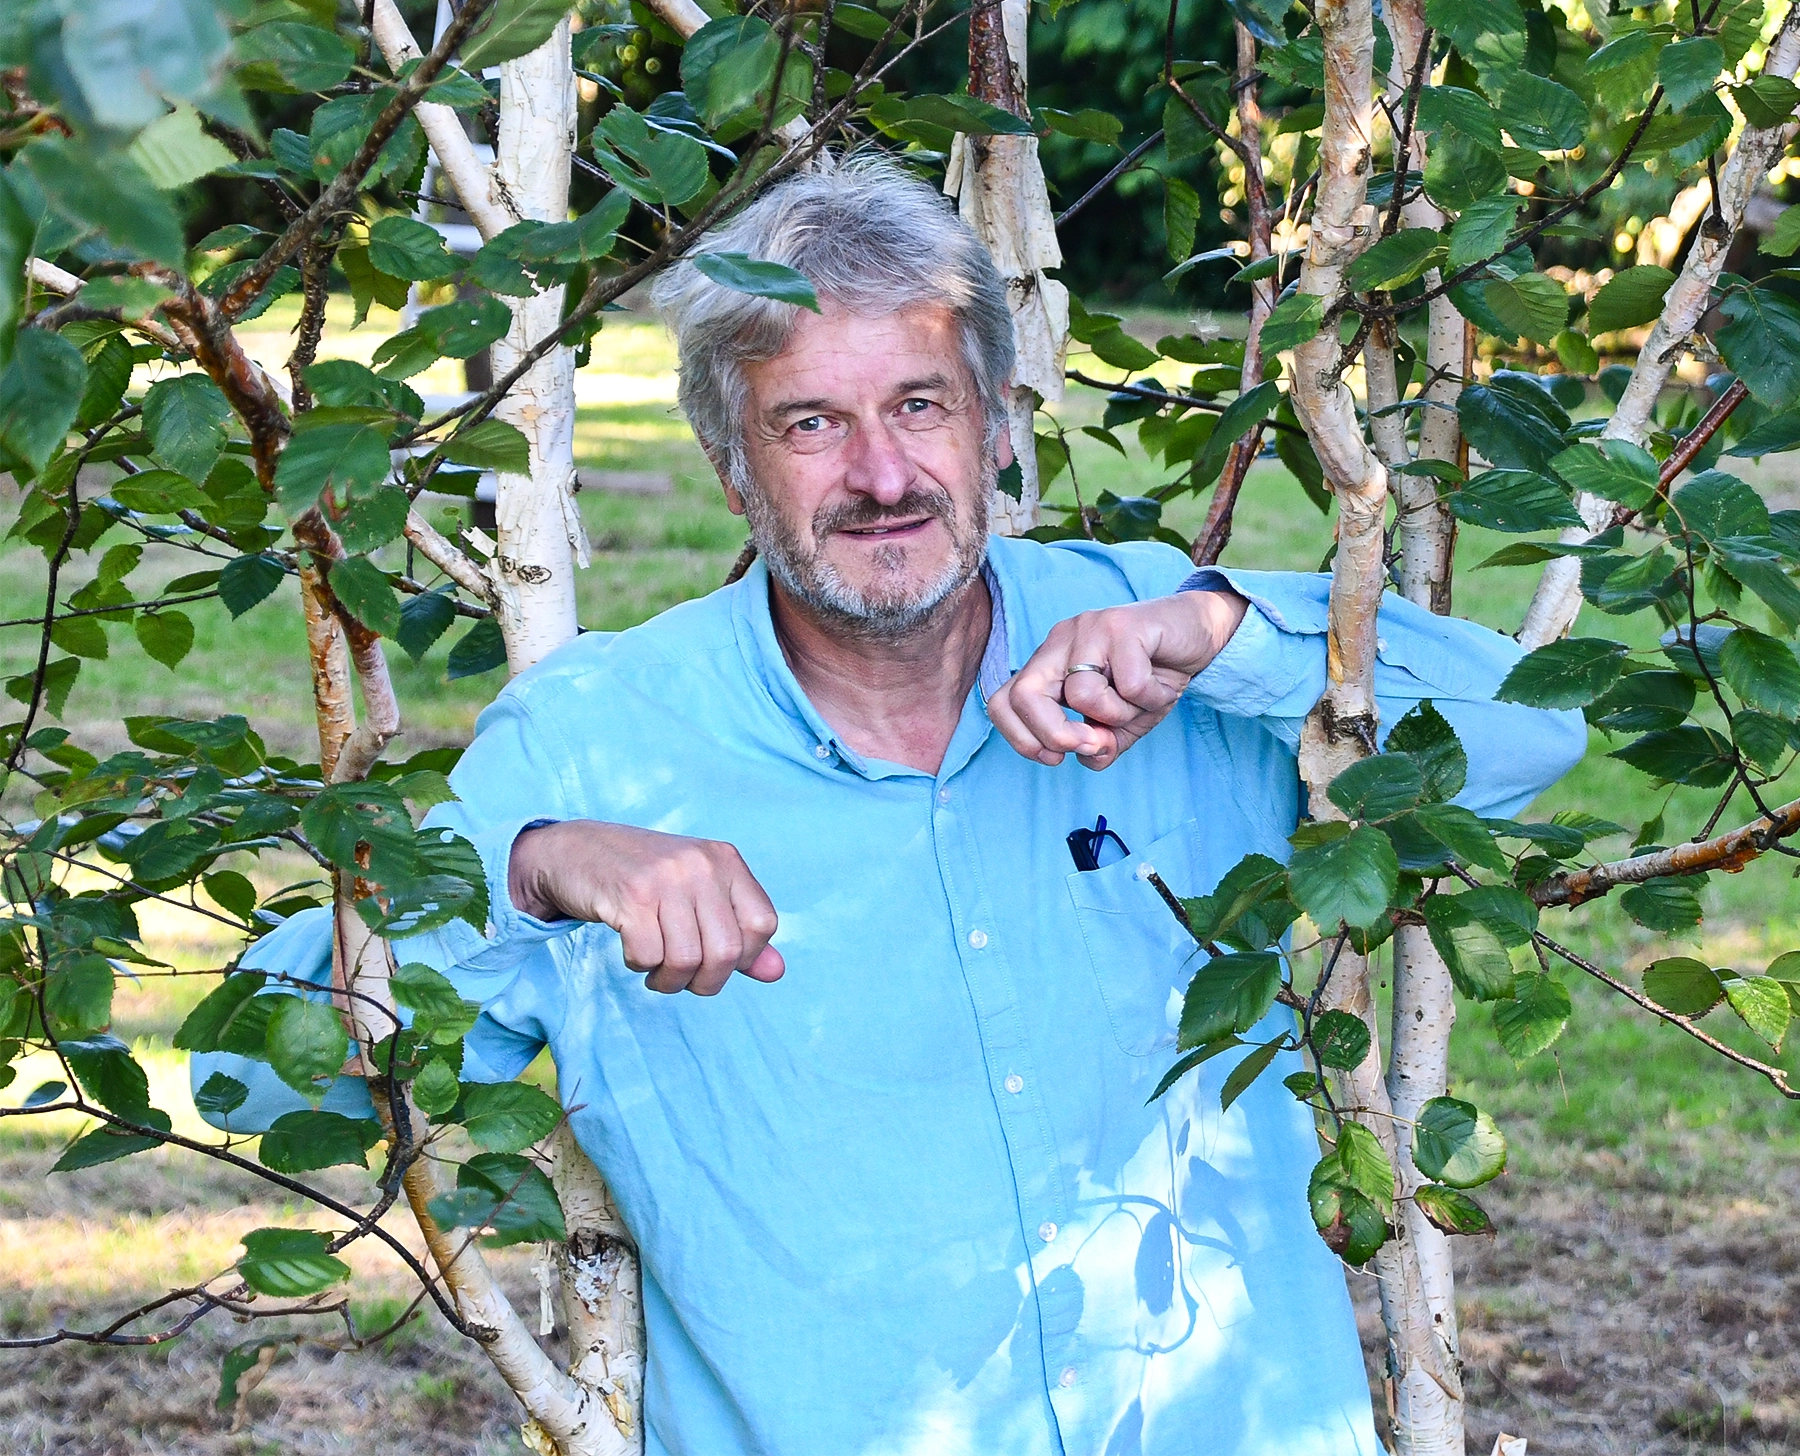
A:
4 307 1800 1178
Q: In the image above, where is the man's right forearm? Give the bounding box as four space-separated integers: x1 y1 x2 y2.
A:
509 820 574 923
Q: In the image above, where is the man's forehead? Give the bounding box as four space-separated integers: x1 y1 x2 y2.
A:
746 301 972 409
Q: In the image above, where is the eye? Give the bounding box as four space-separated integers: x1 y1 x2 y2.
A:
792 415 828 433
899 398 933 415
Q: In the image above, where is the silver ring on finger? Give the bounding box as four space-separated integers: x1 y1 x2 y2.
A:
1065 662 1110 681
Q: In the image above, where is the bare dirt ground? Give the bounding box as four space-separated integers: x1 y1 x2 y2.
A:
1352 1139 1800 1456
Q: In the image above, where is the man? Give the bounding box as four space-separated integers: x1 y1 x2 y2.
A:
202 157 1585 1454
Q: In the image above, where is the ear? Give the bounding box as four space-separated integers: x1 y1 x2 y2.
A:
704 447 748 516
995 423 1015 471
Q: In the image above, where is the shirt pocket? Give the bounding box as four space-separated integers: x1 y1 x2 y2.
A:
1065 820 1209 1057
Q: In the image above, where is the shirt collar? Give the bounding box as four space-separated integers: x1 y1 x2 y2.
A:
728 543 1022 780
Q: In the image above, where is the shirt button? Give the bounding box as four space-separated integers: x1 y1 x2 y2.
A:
1058 1367 1077 1388
1004 1073 1024 1095
967 928 988 949
937 786 951 804
1038 1220 1058 1243
813 744 832 759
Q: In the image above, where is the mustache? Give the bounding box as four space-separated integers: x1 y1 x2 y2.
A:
814 488 955 538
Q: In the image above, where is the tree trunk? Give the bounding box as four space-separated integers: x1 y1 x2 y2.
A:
1288 3 1463 1451
946 0 1067 535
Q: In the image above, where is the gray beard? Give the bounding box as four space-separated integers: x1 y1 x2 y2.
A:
742 462 993 641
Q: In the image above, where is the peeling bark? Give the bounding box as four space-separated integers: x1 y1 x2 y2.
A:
945 0 1067 535
1518 9 1800 650
1289 3 1461 1449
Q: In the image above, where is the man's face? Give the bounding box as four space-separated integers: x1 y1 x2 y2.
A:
729 301 1009 638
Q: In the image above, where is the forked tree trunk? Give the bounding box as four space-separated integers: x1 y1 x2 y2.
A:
947 0 1067 535
1287 2 1463 1451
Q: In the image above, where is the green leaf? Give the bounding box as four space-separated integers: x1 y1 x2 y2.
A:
681 15 813 134
1259 293 1325 354
258 1109 381 1173
1179 952 1282 1048
1448 469 1582 532
1657 36 1724 113
412 1057 462 1117
0 332 87 475
1333 1120 1396 1211
264 996 349 1101
1497 637 1629 710
16 137 185 267
193 1071 248 1119
461 0 573 70
511 187 632 267
1456 379 1569 472
237 20 356 93
1483 273 1568 346
374 296 512 378
1610 726 1735 787
52 1113 171 1173
455 1080 563 1153
274 410 393 518
110 469 207 515
50 616 109 661
1733 74 1800 129
326 556 402 638
1423 896 1517 1000
426 1152 567 1246
1619 875 1706 931
1311 1008 1372 1071
1716 288 1800 410
1219 1035 1287 1112
219 554 285 618
397 588 457 662
128 104 233 190
1164 177 1200 266
691 252 820 312
64 1036 151 1118
1719 627 1800 717
1759 205 1800 260
1724 975 1790 1048
447 617 508 679
1587 265 1676 336
1146 1035 1244 1103
390 962 480 1045
1287 823 1399 931
1347 229 1446 293
301 780 417 878
143 375 232 484
1189 380 1281 489
1554 329 1599 376
1497 71 1587 150
367 216 457 282
1308 1172 1389 1265
1039 107 1123 145
1643 956 1725 1016
1414 1184 1493 1236
1406 802 1510 873
1422 127 1510 213
1416 86 1503 151
1492 971 1571 1061
174 973 268 1052
1327 754 1425 821
237 1227 350 1298
593 105 711 208
134 610 195 670
1447 194 1523 273
1425 0 1526 87
1385 700 1467 801
1549 440 1659 509
1413 1096 1506 1188
338 244 410 324
1182 854 1296 952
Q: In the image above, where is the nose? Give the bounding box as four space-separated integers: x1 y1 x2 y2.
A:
841 415 914 505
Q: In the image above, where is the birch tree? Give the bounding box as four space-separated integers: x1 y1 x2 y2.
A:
7 2 1800 1455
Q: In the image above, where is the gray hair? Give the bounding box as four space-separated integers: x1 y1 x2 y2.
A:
650 153 1016 495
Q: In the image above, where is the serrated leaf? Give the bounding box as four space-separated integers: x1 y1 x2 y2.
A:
1484 273 1568 346
219 554 285 618
174 972 268 1052
1725 975 1790 1048
1658 36 1724 112
1260 293 1325 354
1311 1008 1372 1071
1492 971 1570 1061
367 216 457 282
461 0 573 70
1179 952 1281 1047
1714 287 1800 410
426 1152 567 1245
455 1080 562 1153
1219 1035 1286 1112
274 412 393 518
412 1057 461 1117
1587 265 1676 336
326 556 402 638
1620 875 1707 930
1423 896 1516 1001
237 1227 350 1298
194 1070 248 1119
1447 194 1523 273
1733 74 1800 130
1497 637 1629 709
1550 440 1659 509
447 618 508 679
1384 700 1467 800
1449 470 1582 532
1456 378 1570 472
1327 754 1426 821
0 332 88 475
258 1109 381 1173
1498 71 1587 150
1719 627 1800 718
52 1114 171 1173
1333 1120 1396 1211
1146 1035 1243 1103
1347 229 1446 293
397 589 457 662
1287 823 1399 931
135 610 195 670
438 420 531 475
265 996 348 1101
1414 1183 1492 1236
237 20 356 93
690 252 819 312
391 961 480 1044
1413 1096 1506 1188
1643 956 1725 1016
1610 726 1735 787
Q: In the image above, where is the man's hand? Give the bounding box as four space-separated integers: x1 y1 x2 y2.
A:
987 589 1248 769
509 821 784 995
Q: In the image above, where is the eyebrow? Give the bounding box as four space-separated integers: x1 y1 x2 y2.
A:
763 372 959 424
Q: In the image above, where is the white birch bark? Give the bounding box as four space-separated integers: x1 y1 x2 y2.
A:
1518 11 1800 649
944 0 1067 535
1289 3 1463 1450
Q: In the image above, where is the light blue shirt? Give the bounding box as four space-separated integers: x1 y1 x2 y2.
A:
198 536 1585 1456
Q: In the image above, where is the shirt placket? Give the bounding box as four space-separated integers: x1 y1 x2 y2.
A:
930 760 1084 1447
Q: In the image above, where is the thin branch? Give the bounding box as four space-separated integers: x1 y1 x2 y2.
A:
1055 129 1166 229
1065 371 1305 433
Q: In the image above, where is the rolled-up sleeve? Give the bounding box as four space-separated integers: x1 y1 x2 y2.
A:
1181 567 1588 818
